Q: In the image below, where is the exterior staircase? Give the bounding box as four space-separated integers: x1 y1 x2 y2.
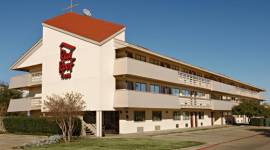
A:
79 116 97 136
84 123 96 136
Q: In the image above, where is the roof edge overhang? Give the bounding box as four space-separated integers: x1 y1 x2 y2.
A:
115 39 266 92
10 39 43 71
42 23 126 46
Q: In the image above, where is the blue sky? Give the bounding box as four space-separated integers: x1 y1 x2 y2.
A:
0 0 269 101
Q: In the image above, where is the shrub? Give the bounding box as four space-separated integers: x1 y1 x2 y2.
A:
3 116 81 136
250 118 265 126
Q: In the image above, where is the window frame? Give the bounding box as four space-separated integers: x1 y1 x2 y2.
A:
126 81 134 90
134 111 145 122
182 112 190 120
135 82 147 92
152 111 162 121
173 111 181 120
150 84 160 93
198 112 204 119
171 88 180 96
135 54 146 62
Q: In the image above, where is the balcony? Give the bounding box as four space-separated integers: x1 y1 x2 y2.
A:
9 72 42 89
211 80 263 100
114 57 212 90
114 89 180 109
114 58 263 100
114 90 222 110
179 98 212 109
211 99 239 111
7 97 42 112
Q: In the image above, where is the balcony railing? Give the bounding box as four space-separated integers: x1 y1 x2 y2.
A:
114 57 264 100
179 98 212 109
9 72 42 89
114 89 238 110
178 72 211 90
114 89 181 109
211 99 239 111
7 96 42 112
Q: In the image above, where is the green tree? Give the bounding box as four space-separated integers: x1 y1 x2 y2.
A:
0 82 22 116
232 100 268 118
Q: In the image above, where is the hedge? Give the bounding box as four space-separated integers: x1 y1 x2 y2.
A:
3 116 81 136
265 118 270 127
250 118 265 126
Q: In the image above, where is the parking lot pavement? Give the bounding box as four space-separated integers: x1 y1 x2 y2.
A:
115 125 270 150
1 126 270 150
156 126 270 150
0 134 46 150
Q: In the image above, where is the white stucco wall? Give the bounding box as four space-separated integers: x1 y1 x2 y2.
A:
17 43 43 68
119 109 212 134
39 26 125 111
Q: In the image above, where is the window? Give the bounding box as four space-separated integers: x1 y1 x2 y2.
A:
161 86 171 94
171 88 180 96
149 58 159 65
173 111 181 120
134 111 145 122
182 112 190 120
135 54 146 62
126 81 134 90
152 111 162 121
126 51 133 58
150 84 160 93
135 82 146 92
171 65 179 71
180 89 190 97
160 62 170 68
197 92 205 98
198 112 204 119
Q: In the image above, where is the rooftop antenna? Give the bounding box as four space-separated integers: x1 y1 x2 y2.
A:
82 8 92 16
64 0 79 12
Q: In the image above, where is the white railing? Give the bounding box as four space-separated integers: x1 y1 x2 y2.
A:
31 72 42 83
7 97 42 112
211 80 263 100
179 98 212 109
114 57 264 100
177 71 262 99
114 89 241 110
211 99 239 110
9 71 42 89
30 97 42 110
178 71 211 89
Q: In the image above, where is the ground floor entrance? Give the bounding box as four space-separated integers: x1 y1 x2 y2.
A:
103 111 119 134
83 111 119 136
83 109 235 136
190 112 198 128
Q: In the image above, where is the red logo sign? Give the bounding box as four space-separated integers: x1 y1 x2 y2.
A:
59 42 76 79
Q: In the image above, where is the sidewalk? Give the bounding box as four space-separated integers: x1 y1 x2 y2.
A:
106 125 232 138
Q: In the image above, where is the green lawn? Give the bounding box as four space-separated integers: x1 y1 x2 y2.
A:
26 138 203 150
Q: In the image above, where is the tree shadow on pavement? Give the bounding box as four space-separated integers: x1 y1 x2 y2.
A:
248 128 270 137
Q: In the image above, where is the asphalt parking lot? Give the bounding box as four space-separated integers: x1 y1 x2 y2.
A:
114 125 270 150
151 126 270 150
1 126 270 150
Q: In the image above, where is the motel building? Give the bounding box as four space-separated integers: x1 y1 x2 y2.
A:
7 12 265 137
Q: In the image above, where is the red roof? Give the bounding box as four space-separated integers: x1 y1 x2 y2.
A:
43 12 125 43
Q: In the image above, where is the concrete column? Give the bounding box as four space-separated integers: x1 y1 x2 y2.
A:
211 112 214 126
221 112 224 125
27 111 31 117
96 110 103 137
